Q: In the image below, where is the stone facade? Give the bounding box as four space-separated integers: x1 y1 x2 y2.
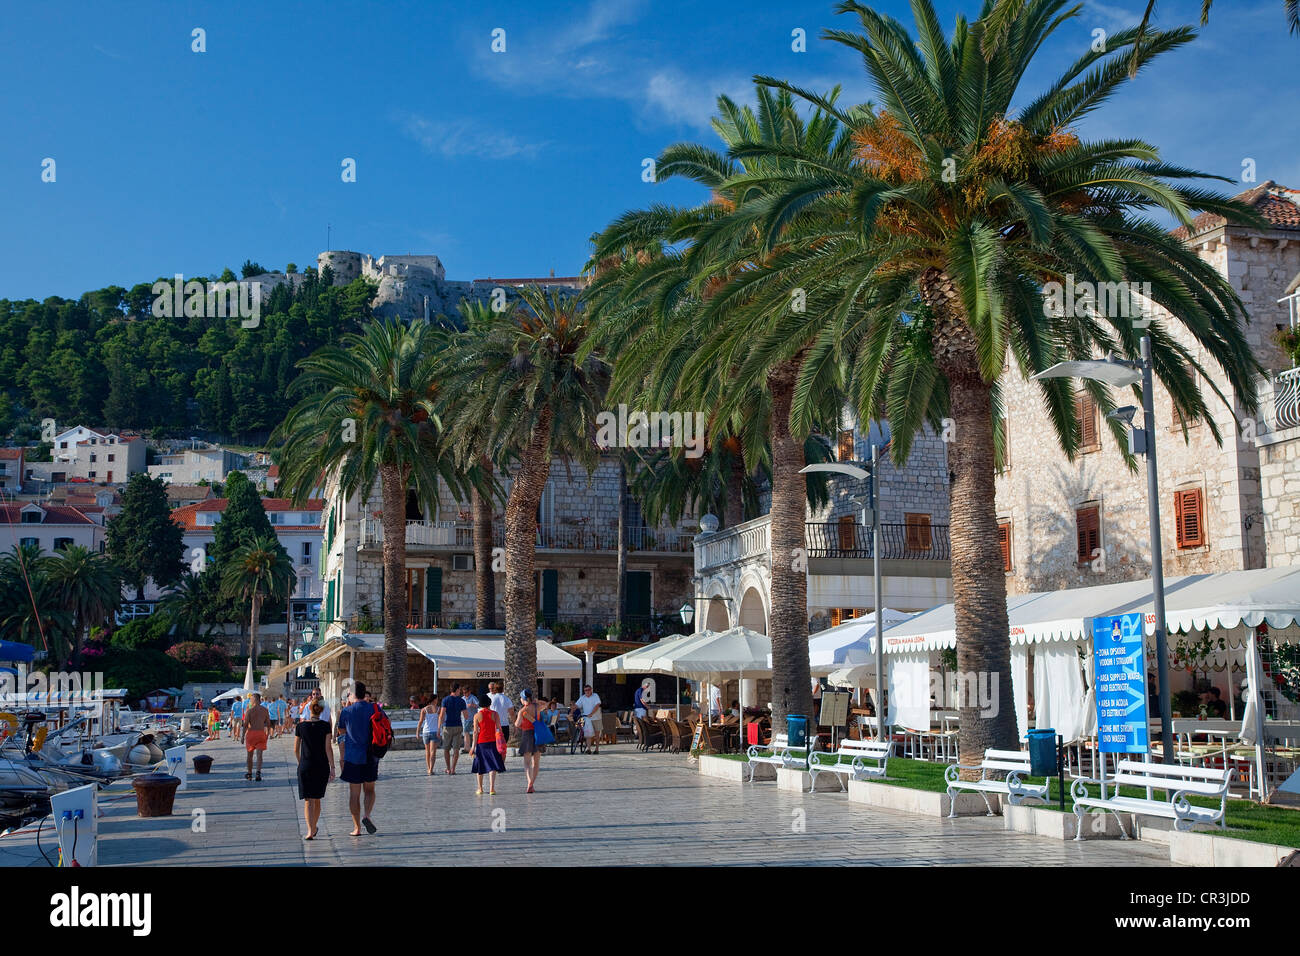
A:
995 183 1300 593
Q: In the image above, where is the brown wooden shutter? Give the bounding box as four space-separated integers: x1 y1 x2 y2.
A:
998 522 1012 572
837 430 854 461
1075 393 1098 449
1175 488 1204 548
1076 507 1100 563
830 608 842 627
905 513 932 551
837 515 856 550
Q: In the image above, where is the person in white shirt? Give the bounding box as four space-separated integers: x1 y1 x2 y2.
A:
708 684 722 720
302 689 331 727
576 685 603 754
488 681 515 766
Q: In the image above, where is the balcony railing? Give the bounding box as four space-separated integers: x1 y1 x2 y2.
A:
1274 367 1300 431
805 521 951 561
359 519 693 554
695 516 951 573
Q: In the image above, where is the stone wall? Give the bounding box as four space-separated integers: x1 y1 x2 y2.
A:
811 421 951 527
995 225 1300 593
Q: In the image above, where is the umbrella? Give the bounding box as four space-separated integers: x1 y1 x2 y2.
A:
211 688 243 702
597 632 717 718
648 626 771 733
803 609 915 676
242 658 255 693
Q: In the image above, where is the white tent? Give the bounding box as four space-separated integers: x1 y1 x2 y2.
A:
405 635 582 679
597 632 704 676
793 609 915 677
646 627 771 682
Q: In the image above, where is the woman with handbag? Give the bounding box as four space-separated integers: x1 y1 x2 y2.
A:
469 703 505 795
516 688 550 794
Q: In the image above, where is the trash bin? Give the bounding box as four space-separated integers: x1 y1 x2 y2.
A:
192 755 214 774
132 773 182 817
786 715 809 749
1027 728 1057 776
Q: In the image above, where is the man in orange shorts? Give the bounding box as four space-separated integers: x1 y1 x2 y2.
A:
242 693 272 782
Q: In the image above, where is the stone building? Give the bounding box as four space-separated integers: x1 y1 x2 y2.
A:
995 181 1300 595
317 454 697 646
693 414 954 637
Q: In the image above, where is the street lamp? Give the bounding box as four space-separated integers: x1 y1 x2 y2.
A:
679 603 694 626
801 443 887 742
1033 335 1174 764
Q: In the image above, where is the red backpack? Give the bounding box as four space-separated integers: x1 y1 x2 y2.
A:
369 703 394 759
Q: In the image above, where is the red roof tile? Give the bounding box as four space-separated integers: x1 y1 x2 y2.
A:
0 504 95 525
1172 181 1300 240
0 449 24 461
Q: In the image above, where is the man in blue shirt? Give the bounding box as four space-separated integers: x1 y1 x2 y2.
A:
336 681 379 835
438 683 468 775
230 696 245 742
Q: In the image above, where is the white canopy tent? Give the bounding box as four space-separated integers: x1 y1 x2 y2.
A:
405 635 582 680
596 632 712 718
792 609 916 677
860 567 1300 791
641 627 771 726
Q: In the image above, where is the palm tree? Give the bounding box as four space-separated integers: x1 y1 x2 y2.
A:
0 544 71 663
585 84 856 730
220 534 293 674
442 299 508 630
442 287 607 700
46 545 121 668
720 0 1264 762
1129 0 1299 75
273 318 468 706
160 572 219 643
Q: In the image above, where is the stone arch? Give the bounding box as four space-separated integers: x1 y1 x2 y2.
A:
738 587 767 635
704 596 730 631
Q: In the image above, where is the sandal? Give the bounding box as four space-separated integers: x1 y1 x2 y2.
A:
489 790 496 795
475 788 483 795
245 772 252 780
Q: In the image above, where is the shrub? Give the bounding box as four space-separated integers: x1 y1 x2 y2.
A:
167 641 230 672
101 648 187 704
184 669 229 683
110 612 174 652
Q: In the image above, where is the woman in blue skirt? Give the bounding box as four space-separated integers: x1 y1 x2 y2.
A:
469 702 505 794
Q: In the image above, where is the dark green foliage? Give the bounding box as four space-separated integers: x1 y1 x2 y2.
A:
107 474 185 599
0 271 375 442
101 647 187 704
109 611 174 652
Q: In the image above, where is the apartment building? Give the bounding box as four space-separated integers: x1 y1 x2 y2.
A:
148 446 247 485
0 502 105 554
994 181 1300 594
48 426 146 484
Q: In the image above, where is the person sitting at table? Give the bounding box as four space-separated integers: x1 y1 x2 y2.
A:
1202 687 1228 719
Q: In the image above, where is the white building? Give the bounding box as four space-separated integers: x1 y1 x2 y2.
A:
148 447 247 485
0 502 105 554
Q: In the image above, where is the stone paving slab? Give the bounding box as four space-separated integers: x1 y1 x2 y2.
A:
1 735 1172 866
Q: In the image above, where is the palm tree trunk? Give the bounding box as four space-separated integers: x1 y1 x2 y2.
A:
248 592 262 667
725 449 745 528
615 457 627 631
767 358 812 734
472 456 496 630
379 463 410 707
920 267 1017 777
503 407 553 701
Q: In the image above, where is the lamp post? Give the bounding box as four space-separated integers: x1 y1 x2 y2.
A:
1033 336 1174 764
801 447 886 742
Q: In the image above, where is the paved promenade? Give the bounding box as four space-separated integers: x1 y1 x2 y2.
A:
2 735 1171 866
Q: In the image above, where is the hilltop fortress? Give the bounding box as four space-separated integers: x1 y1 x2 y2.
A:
244 251 586 320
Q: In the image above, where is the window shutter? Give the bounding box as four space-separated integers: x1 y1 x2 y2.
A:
541 568 558 624
837 430 854 461
904 513 932 551
1076 393 1098 448
830 608 842 627
998 523 1012 572
1076 507 1100 563
1175 489 1204 549
426 566 442 617
837 515 856 550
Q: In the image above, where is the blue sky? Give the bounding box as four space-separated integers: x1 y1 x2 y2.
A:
1 0 1296 300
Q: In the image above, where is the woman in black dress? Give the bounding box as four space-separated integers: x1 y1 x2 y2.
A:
294 698 335 839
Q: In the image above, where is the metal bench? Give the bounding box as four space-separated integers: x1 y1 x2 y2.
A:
808 739 891 791
744 732 807 782
1070 759 1232 841
944 748 1050 817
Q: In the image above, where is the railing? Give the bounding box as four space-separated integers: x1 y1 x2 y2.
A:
1275 367 1300 430
360 519 693 554
695 515 771 570
805 521 951 560
695 516 951 572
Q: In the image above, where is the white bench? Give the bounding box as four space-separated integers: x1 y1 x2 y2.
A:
808 739 891 791
944 749 1050 817
744 733 807 782
1070 759 1232 841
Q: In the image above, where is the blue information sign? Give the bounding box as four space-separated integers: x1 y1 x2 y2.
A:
1091 612 1149 754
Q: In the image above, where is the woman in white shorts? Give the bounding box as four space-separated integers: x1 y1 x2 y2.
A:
417 697 441 776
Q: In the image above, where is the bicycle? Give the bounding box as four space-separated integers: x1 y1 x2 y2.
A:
568 713 590 755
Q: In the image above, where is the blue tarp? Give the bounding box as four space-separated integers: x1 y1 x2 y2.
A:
0 640 34 663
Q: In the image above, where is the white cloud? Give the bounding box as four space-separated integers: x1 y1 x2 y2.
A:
399 115 547 160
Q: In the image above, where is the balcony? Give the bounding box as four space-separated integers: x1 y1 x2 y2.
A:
1253 368 1300 448
695 515 951 574
358 519 694 555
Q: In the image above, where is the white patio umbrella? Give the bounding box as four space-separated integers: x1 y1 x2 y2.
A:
648 626 771 738
803 609 915 676
211 687 243 702
242 657 256 693
597 631 711 719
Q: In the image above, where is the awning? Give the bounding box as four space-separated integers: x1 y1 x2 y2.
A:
645 626 771 682
878 567 1300 653
266 638 355 683
795 609 915 676
405 636 582 679
0 640 34 663
597 632 703 675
